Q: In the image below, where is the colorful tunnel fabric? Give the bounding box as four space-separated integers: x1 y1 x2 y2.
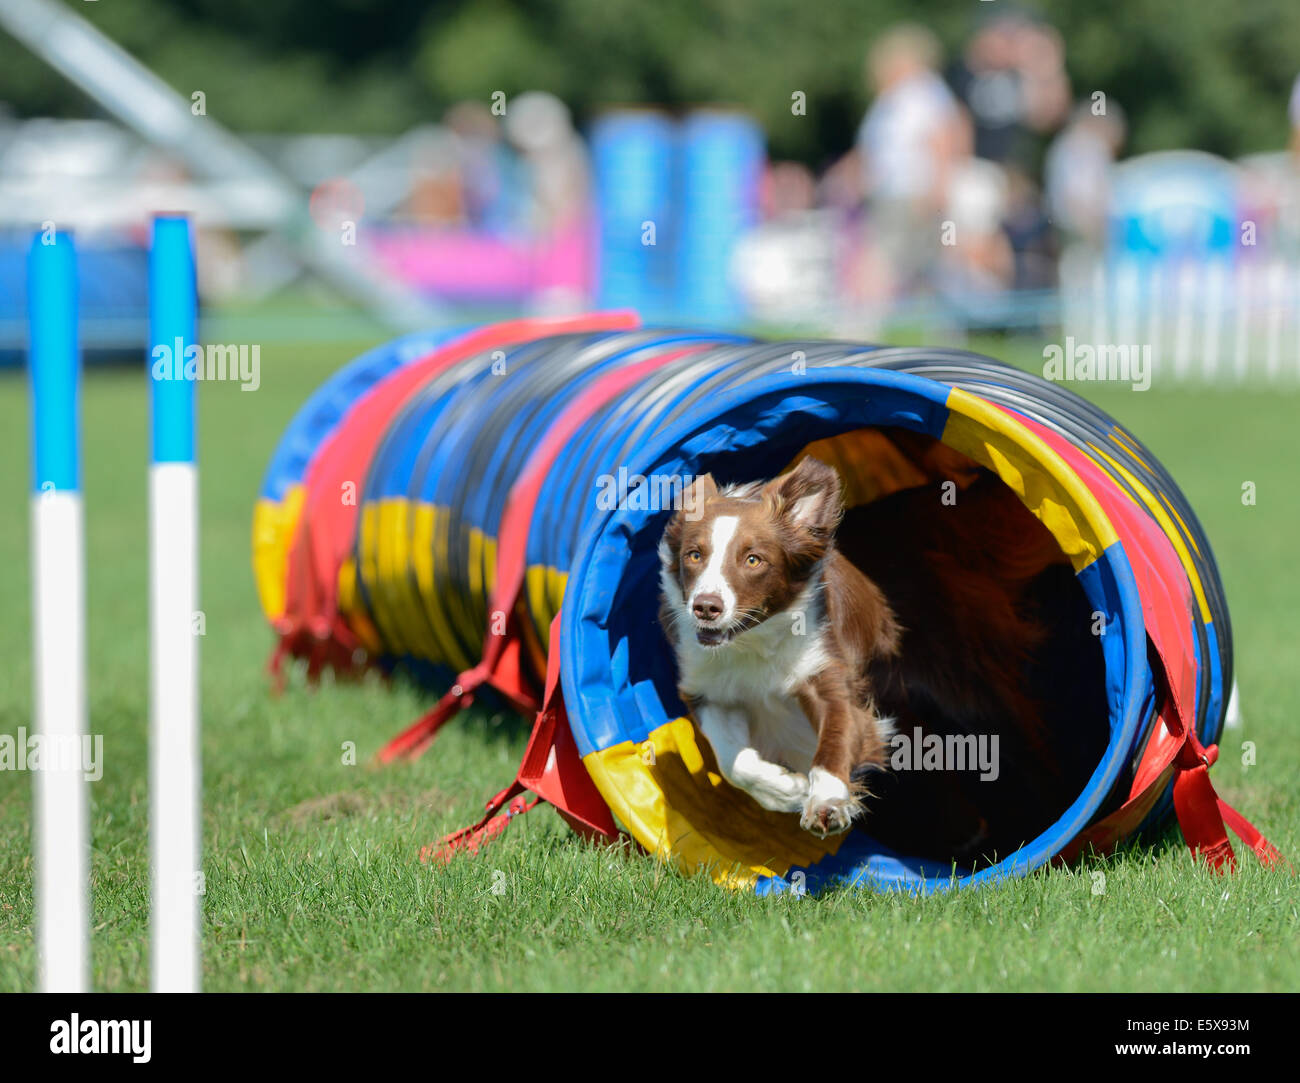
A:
253 312 641 677
254 317 1262 893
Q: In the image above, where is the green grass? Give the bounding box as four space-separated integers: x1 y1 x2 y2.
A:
0 332 1297 992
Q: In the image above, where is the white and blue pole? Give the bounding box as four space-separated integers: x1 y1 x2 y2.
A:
148 214 201 993
27 230 90 993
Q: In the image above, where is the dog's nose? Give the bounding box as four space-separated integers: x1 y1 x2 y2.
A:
692 594 723 622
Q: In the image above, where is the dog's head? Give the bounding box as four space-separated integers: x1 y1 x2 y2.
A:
658 457 843 647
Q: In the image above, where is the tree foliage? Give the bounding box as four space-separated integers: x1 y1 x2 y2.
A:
2 0 1296 164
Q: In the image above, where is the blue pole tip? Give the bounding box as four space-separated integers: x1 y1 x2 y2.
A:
27 228 81 494
149 214 199 465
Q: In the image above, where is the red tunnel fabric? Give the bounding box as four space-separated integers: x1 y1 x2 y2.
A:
1020 416 1275 870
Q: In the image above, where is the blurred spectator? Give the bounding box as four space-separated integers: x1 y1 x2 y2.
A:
734 160 838 324
948 12 1071 174
504 91 589 235
503 91 593 311
761 160 817 219
1002 166 1056 290
1045 101 1126 247
937 156 1014 306
854 23 970 299
443 99 522 235
406 151 463 225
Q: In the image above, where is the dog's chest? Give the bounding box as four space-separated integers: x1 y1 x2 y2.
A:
675 625 827 771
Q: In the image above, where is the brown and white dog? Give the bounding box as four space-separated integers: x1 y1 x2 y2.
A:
658 454 1078 853
657 457 900 837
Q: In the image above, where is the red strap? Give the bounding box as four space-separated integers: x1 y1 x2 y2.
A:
378 680 478 764
1171 716 1287 873
376 652 539 764
1064 634 1286 874
266 637 289 695
515 615 618 840
419 780 539 864
420 613 619 864
1172 742 1235 871
1218 797 1291 872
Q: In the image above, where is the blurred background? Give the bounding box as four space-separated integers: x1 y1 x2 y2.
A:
3 0 1300 382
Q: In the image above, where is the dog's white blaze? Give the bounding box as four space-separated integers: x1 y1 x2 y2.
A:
691 514 739 622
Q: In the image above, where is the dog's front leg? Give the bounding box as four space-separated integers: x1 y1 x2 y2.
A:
693 701 809 813
796 675 886 837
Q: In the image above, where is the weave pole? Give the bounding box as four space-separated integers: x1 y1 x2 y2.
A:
148 214 201 992
27 230 90 993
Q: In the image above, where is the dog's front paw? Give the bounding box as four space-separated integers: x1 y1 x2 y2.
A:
731 749 809 812
748 775 810 814
800 767 863 837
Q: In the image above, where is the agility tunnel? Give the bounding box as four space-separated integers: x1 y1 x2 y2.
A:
253 314 1283 893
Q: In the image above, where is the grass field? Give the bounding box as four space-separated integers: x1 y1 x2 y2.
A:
1 328 1297 992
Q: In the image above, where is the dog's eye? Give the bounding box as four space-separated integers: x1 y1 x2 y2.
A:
685 549 702 563
745 553 763 568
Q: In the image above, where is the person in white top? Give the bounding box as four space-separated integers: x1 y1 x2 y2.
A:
851 25 971 300
1045 101 1126 248
858 27 965 207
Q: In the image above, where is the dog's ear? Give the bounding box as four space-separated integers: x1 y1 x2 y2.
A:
678 471 717 521
663 471 717 558
764 457 843 537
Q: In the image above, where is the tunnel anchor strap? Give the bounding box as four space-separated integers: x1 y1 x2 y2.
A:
421 615 620 865
377 633 537 764
1063 637 1286 874
1152 626 1286 871
266 618 369 695
422 780 539 864
1172 739 1288 872
1217 799 1289 870
375 476 544 762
